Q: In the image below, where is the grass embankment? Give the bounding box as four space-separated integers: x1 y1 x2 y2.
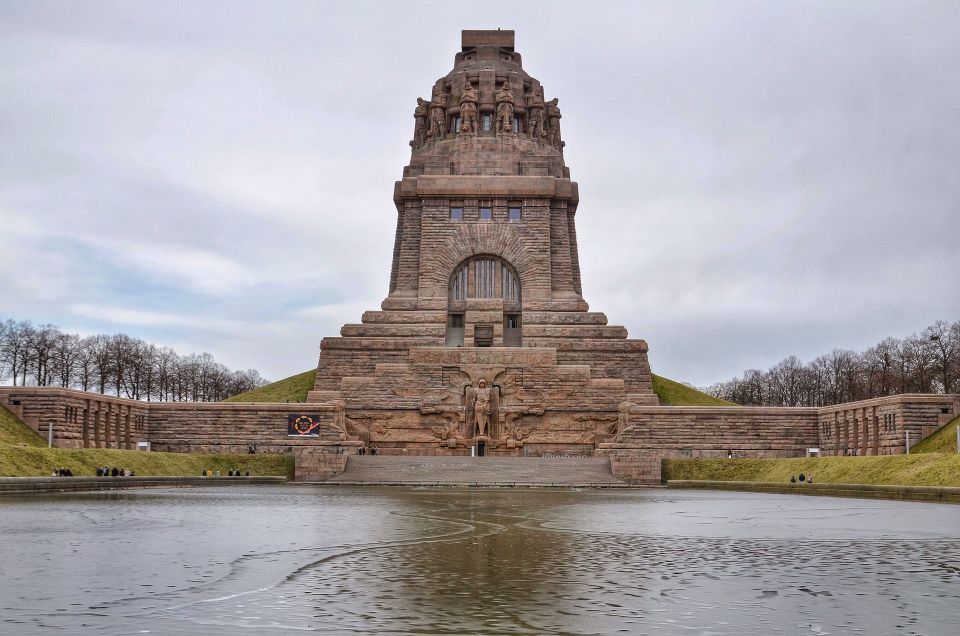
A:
911 415 960 454
223 369 315 403
1 403 293 478
1 403 46 447
664 454 960 488
652 374 737 406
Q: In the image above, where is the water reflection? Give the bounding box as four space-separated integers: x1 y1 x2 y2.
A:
1 487 959 634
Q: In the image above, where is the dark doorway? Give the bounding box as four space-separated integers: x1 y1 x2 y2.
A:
477 441 486 457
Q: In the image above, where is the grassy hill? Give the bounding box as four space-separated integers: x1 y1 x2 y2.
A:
652 374 737 406
223 369 316 403
664 454 960 487
224 369 733 407
0 403 46 447
911 415 960 454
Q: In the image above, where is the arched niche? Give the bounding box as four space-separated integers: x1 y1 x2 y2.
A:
447 255 522 347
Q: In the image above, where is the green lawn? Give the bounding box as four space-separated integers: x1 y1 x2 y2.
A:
911 415 960 454
652 374 737 406
663 454 960 487
223 369 316 403
0 403 46 447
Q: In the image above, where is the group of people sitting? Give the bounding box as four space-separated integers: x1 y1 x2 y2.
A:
96 466 134 477
357 447 379 455
789 473 814 484
50 467 74 477
201 469 250 477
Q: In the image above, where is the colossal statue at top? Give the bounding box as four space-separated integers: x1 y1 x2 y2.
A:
403 29 567 178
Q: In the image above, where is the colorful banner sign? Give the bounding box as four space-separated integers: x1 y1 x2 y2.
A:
287 414 321 437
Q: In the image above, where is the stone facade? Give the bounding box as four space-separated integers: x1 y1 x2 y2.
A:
309 29 657 456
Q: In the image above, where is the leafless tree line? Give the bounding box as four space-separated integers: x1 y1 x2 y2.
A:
703 320 960 407
0 317 268 402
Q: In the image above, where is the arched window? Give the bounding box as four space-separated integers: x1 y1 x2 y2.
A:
449 256 521 304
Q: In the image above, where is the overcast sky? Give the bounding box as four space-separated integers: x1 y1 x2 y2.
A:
1 1 958 386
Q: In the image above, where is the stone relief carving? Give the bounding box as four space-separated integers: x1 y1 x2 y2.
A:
411 97 428 148
459 81 478 135
525 85 546 140
428 85 447 140
474 379 492 436
495 80 514 134
546 97 563 149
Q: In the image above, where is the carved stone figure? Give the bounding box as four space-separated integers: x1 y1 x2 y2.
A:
411 97 428 147
495 80 514 134
459 81 478 135
546 97 563 148
428 85 447 140
525 86 546 140
474 379 492 436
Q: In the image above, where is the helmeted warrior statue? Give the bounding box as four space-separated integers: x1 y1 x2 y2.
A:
411 97 428 147
474 379 492 437
459 81 478 134
495 80 515 134
526 85 546 140
428 85 447 140
546 97 563 149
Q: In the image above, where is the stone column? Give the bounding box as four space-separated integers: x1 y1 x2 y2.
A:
116 411 123 450
82 407 90 449
872 407 880 455
124 411 132 450
93 409 102 448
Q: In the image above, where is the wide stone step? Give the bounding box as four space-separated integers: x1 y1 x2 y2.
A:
327 456 629 487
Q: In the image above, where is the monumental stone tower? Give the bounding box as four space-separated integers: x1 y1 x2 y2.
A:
308 30 658 455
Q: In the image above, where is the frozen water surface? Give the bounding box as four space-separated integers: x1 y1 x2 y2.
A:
1 486 958 634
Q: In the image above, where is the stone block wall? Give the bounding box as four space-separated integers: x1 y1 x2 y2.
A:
293 448 349 481
609 456 662 485
0 387 148 449
816 394 959 455
603 405 821 458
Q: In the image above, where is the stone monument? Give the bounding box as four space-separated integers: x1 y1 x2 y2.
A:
307 30 658 456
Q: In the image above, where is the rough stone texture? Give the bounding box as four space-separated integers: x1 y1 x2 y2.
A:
816 394 960 456
294 448 349 481
609 456 663 485
0 387 147 450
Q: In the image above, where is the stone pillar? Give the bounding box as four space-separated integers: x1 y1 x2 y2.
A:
124 411 132 450
861 407 870 455
114 411 122 450
82 407 90 449
93 409 102 448
872 407 880 455
104 406 112 448
549 203 574 294
833 411 842 455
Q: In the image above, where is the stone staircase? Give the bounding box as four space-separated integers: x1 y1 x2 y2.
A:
325 456 630 487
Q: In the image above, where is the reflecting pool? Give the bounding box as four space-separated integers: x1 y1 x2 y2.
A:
1 486 959 634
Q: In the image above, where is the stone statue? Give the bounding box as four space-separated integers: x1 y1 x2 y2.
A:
526 86 546 140
428 85 447 140
411 97 428 148
459 81 478 135
546 97 563 149
495 80 514 134
474 379 492 437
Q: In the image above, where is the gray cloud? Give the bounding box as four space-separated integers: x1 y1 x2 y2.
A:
1 1 958 384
